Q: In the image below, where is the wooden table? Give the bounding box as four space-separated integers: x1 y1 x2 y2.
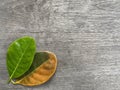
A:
0 0 120 90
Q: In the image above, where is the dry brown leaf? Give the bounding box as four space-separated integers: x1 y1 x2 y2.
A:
12 51 57 86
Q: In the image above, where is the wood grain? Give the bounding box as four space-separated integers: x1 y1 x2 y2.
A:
0 0 120 90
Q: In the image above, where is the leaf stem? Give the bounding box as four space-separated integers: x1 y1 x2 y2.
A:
11 80 16 84
7 78 11 84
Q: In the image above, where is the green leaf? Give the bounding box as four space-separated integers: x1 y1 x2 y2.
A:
6 36 36 83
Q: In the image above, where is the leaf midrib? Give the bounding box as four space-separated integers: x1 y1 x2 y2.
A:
9 41 30 82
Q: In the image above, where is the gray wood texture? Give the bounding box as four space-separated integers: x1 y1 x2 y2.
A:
0 0 120 90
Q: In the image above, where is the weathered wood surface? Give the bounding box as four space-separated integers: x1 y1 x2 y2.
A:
0 0 120 90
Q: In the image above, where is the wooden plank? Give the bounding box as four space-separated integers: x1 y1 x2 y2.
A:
1 0 120 90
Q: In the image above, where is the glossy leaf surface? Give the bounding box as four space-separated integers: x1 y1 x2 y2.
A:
14 51 57 86
7 36 36 82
